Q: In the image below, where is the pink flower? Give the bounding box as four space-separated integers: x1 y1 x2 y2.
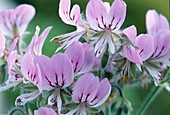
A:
0 29 6 57
146 10 169 36
86 0 126 56
65 41 95 75
34 107 56 115
52 0 87 52
66 73 111 115
0 4 35 39
0 38 22 92
123 25 154 64
15 26 52 106
123 25 170 86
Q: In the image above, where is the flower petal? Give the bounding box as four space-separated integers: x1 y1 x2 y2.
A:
77 43 95 75
90 78 111 107
72 73 94 103
146 10 169 35
107 0 126 31
15 4 35 36
59 0 80 26
123 25 137 43
136 34 154 61
15 90 40 106
0 29 6 57
150 29 170 61
51 53 74 88
123 46 142 64
27 26 52 56
34 55 53 90
86 0 108 30
65 41 85 74
34 107 56 115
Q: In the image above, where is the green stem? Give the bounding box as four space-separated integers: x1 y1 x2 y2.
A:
137 67 170 115
137 86 162 115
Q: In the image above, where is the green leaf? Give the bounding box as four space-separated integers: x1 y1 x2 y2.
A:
101 48 109 69
147 61 160 69
116 97 123 108
130 63 136 78
65 102 78 110
22 84 38 91
111 102 117 112
86 107 101 113
92 31 104 37
123 97 133 110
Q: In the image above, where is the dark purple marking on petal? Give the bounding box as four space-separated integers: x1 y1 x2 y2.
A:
85 93 90 102
55 73 59 86
78 93 83 102
45 76 55 87
112 18 121 30
109 16 115 28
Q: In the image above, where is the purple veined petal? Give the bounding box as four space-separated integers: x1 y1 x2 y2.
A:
72 73 94 103
107 0 126 31
0 29 6 57
123 25 137 43
135 34 154 61
89 78 111 107
123 45 143 64
81 76 100 103
65 41 85 74
59 0 81 27
34 55 53 91
150 29 170 61
51 53 74 88
76 43 95 75
86 0 108 31
34 107 56 115
0 9 15 38
70 4 81 26
21 53 40 87
15 4 35 36
15 90 40 106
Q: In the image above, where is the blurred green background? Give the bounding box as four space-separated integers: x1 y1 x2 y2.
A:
0 0 169 115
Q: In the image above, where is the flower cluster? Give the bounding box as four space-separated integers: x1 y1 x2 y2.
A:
0 0 169 115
